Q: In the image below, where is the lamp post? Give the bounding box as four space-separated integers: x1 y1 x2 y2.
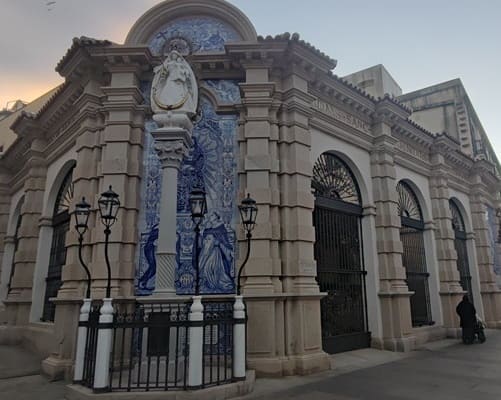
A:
237 194 258 295
97 185 120 298
189 188 207 296
74 197 91 298
73 196 92 383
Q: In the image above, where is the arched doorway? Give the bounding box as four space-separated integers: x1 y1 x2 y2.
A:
397 181 433 326
449 199 473 302
312 152 370 354
41 168 74 322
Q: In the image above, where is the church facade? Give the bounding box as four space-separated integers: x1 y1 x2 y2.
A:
1 0 501 379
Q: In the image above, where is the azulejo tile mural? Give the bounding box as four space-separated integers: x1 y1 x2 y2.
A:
136 89 240 296
149 16 241 56
136 16 241 296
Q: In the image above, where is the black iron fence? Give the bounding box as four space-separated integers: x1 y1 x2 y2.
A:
79 298 241 393
202 300 234 387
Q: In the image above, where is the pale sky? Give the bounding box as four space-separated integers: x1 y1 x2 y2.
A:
1 0 500 157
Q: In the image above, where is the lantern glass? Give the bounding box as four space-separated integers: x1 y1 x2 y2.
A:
74 197 91 235
189 188 207 224
98 186 120 228
239 194 258 233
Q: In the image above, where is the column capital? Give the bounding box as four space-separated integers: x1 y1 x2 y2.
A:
153 137 191 170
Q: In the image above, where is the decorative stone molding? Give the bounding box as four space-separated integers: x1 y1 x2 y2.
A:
125 0 257 45
153 139 189 170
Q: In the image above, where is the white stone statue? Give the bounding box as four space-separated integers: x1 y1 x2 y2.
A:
151 51 198 129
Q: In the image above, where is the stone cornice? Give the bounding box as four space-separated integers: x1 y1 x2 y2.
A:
189 53 244 80
101 86 145 104
432 133 474 173
472 158 499 189
56 36 112 78
309 84 374 118
373 95 412 126
9 111 43 139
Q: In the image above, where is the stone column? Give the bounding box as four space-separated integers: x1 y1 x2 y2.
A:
6 138 47 325
469 174 501 328
371 125 414 351
151 129 192 296
429 154 464 334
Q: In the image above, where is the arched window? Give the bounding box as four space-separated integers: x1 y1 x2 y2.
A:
449 199 473 302
41 168 73 322
312 153 369 354
312 152 361 207
397 181 432 326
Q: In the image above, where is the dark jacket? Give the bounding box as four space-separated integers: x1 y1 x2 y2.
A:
456 298 476 328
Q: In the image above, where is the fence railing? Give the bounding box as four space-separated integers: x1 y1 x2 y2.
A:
75 296 246 393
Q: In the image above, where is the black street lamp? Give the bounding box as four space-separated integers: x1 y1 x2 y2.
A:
189 188 207 296
237 194 258 295
98 186 120 298
74 197 91 299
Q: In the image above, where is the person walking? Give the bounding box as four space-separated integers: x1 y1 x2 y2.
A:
456 295 476 344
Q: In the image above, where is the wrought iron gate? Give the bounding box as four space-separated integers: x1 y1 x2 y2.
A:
400 224 433 326
397 181 433 327
313 201 369 353
312 153 369 354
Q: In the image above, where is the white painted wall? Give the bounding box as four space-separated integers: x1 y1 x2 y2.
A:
30 147 76 323
310 128 383 340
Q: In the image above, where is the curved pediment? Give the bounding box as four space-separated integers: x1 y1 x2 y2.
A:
125 0 257 54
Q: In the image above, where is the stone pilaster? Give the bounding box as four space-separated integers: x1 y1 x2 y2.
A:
0 235 15 304
371 122 414 351
58 77 105 301
92 64 145 299
238 61 280 295
239 61 284 376
0 167 12 303
6 138 47 324
429 153 464 333
41 78 108 379
469 174 501 327
277 69 328 374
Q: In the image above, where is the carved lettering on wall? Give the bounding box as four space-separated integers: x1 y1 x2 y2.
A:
396 140 429 162
311 99 371 134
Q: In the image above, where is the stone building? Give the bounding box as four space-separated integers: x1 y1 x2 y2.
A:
1 0 500 380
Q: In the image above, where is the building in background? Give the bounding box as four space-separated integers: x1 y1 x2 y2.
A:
0 0 500 381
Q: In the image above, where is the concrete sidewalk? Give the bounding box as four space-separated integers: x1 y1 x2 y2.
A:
0 332 497 400
239 331 500 400
0 344 43 379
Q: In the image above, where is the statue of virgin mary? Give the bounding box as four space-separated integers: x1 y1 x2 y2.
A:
151 50 198 124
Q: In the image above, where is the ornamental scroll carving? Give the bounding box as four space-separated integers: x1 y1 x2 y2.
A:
153 140 188 169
